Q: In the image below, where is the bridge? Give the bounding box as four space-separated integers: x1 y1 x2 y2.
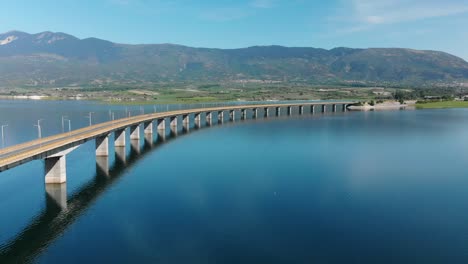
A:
0 101 353 186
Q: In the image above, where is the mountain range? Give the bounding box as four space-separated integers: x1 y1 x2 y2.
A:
1 30 467 88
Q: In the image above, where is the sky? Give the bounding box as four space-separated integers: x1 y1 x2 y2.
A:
1 0 468 60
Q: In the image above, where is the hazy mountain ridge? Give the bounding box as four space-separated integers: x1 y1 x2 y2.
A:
0 31 467 88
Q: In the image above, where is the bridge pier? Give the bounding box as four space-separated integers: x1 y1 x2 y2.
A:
287 106 292 116
218 111 224 123
195 113 201 123
229 110 236 121
342 104 347 112
206 112 212 122
332 104 337 112
45 183 67 210
241 109 247 120
130 125 140 140
276 107 281 116
144 121 153 134
206 112 212 125
299 105 304 115
322 105 326 113
157 118 166 130
96 134 110 157
264 107 269 117
170 116 178 129
45 156 66 184
311 105 315 114
253 108 258 118
44 146 79 184
183 114 190 126
115 129 126 147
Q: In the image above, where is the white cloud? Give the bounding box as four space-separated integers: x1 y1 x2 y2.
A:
325 0 468 37
353 0 468 25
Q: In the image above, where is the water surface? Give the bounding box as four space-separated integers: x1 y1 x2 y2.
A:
1 100 468 263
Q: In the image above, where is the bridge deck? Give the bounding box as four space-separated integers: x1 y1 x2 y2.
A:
0 102 353 172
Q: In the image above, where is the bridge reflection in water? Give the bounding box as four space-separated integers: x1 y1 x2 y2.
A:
0 104 351 263
0 124 194 263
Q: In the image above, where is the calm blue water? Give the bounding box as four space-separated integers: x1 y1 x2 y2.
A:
1 100 468 263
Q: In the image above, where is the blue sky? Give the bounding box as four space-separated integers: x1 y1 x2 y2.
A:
1 0 468 60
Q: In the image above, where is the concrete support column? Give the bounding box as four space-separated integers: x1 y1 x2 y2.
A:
170 116 178 128
45 156 66 184
276 107 281 116
44 146 79 184
241 109 247 120
299 105 304 115
194 113 201 126
287 106 292 116
195 113 201 123
130 125 140 140
253 108 258 119
264 107 269 117
144 121 153 134
115 128 126 147
157 118 166 130
183 114 190 126
332 104 337 112
322 105 326 113
96 134 110 157
311 105 315 114
229 110 236 121
218 111 224 123
206 112 212 124
342 104 347 112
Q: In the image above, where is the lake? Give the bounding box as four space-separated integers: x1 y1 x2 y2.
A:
1 99 468 263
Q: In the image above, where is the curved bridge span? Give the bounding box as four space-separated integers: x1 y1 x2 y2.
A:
0 101 353 184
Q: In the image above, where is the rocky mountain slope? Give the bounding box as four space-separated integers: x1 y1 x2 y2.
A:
0 31 467 88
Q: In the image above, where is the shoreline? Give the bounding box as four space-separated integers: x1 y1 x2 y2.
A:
348 101 415 111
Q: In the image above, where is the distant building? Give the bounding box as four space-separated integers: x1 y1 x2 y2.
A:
424 96 442 100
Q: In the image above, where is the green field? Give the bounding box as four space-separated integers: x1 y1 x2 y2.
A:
416 101 468 109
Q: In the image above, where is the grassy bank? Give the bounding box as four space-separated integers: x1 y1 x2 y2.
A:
416 101 468 109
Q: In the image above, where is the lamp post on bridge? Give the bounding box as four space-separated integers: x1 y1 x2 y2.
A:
61 115 68 133
34 119 43 139
1 124 8 148
64 118 71 132
85 112 94 126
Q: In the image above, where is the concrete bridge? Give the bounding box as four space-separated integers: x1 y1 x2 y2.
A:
0 101 352 185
